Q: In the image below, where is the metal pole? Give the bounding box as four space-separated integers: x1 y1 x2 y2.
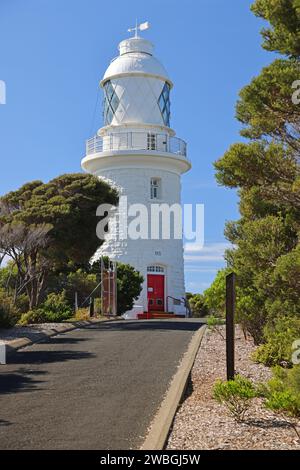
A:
108 261 111 316
101 258 104 316
113 262 117 317
74 291 78 313
89 297 94 318
226 272 236 381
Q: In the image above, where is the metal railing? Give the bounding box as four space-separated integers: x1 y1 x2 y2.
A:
86 132 187 158
166 295 190 317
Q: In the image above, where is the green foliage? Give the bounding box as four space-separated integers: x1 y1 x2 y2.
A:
236 59 300 146
90 257 143 315
19 291 72 325
207 315 224 328
213 375 257 422
188 293 208 317
207 315 225 339
253 315 300 366
41 291 72 321
212 1 300 358
262 365 300 417
74 308 90 321
0 288 19 328
203 268 231 316
0 174 118 267
0 261 18 293
19 309 48 325
0 174 118 309
116 263 144 315
251 0 300 57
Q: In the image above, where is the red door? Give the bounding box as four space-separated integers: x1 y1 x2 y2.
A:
147 274 165 311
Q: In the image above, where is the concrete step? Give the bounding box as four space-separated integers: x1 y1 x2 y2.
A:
137 312 186 320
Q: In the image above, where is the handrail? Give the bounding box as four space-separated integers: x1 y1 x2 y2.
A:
166 295 189 317
86 132 187 158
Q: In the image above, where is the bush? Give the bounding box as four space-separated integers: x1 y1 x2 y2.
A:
19 291 72 325
203 268 230 316
94 298 102 315
262 365 300 418
15 294 29 314
0 289 19 328
207 315 225 339
74 308 90 321
213 375 257 421
252 315 300 366
19 308 47 325
188 293 208 317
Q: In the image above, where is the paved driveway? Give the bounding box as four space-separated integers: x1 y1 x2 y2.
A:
0 319 203 450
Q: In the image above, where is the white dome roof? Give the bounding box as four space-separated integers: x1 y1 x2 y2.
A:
101 37 172 86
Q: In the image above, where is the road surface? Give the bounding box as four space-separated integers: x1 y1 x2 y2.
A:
0 319 203 450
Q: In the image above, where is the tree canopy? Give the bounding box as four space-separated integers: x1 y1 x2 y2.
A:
213 0 300 348
0 174 118 309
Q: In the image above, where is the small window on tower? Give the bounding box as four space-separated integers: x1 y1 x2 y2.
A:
150 178 161 200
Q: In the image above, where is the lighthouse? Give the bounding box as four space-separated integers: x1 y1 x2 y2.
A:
81 24 191 315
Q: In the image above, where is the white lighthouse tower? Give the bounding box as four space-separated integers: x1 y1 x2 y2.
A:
81 25 191 315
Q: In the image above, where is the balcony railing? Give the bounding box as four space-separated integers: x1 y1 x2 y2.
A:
86 132 187 158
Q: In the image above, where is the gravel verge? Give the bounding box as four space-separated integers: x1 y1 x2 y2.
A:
0 323 70 344
0 318 111 345
167 326 300 450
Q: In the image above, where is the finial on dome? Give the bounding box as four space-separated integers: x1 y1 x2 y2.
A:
128 20 150 38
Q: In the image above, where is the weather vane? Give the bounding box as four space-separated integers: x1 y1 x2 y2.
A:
128 20 150 38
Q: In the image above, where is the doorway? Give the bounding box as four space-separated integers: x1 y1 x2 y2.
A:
147 274 165 311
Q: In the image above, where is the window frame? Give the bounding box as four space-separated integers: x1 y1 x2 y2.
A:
150 177 162 200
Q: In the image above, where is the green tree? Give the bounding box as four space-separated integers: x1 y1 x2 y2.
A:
89 257 144 316
213 0 300 349
0 174 118 309
203 268 231 317
188 293 208 317
251 0 300 57
116 263 144 315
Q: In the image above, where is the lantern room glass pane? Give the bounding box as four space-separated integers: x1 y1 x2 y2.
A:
158 82 171 127
103 80 120 125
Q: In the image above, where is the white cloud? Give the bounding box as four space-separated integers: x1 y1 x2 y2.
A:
184 266 219 273
186 281 211 291
184 242 232 263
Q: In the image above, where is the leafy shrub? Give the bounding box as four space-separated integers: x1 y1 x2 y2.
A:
188 293 208 317
19 291 72 325
94 298 102 315
207 315 225 339
41 291 72 322
0 289 19 328
213 375 257 421
15 294 29 314
19 308 47 325
74 308 90 321
203 268 231 316
262 365 300 418
252 315 300 366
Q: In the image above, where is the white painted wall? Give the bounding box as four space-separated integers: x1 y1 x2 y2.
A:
94 167 186 312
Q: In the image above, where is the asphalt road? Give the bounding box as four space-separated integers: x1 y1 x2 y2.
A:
0 319 203 450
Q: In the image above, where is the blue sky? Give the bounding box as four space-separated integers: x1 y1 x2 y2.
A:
0 0 274 292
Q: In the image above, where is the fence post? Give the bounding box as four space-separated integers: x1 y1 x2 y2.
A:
226 272 236 381
74 291 78 313
0 342 6 365
89 297 94 318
